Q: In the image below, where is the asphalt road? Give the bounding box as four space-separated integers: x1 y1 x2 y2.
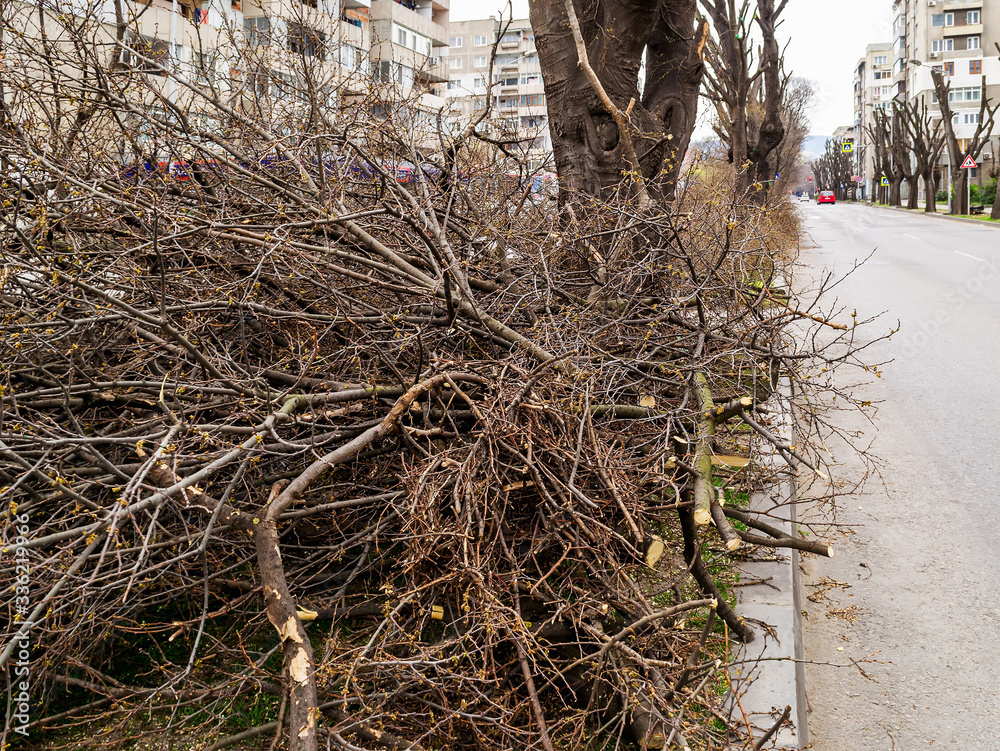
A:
795 202 1000 749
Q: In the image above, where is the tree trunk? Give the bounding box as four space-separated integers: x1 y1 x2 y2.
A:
924 171 937 212
952 169 968 215
907 177 919 209
529 0 704 204
889 177 902 206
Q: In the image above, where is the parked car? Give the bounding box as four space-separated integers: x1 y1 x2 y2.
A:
817 191 836 204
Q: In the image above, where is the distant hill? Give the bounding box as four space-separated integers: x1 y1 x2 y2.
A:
802 135 829 161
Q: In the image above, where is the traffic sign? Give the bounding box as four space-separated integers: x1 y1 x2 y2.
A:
852 176 862 182
841 142 854 154
961 155 977 169
881 176 889 186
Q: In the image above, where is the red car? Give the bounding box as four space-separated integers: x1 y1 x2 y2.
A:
817 190 836 204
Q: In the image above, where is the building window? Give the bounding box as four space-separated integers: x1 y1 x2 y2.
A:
396 27 408 46
944 61 955 76
244 16 271 46
288 22 325 58
474 56 487 67
446 78 458 90
473 99 485 110
449 36 463 48
946 86 981 103
520 73 541 85
932 13 945 26
970 167 979 178
520 93 542 106
500 33 519 43
968 36 981 49
450 58 462 69
971 59 982 74
945 12 954 25
121 33 169 74
932 39 953 52
194 51 216 85
873 55 887 65
473 76 483 88
474 35 488 46
968 10 980 23
965 112 980 124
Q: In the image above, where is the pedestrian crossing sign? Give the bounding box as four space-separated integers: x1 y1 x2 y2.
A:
881 176 889 186
961 155 978 169
842 142 854 153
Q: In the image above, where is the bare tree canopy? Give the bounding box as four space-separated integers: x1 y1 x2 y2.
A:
702 0 786 196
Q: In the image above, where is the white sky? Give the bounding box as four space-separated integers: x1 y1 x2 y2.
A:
450 0 894 136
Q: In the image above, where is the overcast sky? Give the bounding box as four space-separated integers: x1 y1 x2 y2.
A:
450 0 894 136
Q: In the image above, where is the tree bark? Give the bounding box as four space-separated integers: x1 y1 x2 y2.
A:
529 0 704 204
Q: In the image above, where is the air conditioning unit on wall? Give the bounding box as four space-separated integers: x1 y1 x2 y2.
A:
929 51 939 58
984 152 994 159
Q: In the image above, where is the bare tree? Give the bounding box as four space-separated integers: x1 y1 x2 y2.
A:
900 97 945 213
702 0 787 196
812 138 853 200
930 69 997 215
771 76 815 195
867 106 912 207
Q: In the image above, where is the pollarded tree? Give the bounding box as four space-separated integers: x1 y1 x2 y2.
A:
813 138 852 200
701 0 786 196
930 69 997 215
867 106 912 207
528 0 707 205
901 98 945 213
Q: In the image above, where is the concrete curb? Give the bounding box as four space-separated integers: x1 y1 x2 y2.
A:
729 383 807 749
858 201 1000 228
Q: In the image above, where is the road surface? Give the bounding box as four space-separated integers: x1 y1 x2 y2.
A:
796 203 1000 749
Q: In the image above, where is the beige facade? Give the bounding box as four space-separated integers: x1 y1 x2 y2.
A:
444 17 552 170
369 0 449 98
853 42 893 199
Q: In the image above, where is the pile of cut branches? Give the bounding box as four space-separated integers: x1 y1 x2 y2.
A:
0 9 879 750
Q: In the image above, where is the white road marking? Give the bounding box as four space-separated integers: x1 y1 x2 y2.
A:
954 250 987 262
903 233 921 241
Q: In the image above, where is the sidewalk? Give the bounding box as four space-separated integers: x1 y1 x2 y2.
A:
862 201 1000 228
729 379 808 750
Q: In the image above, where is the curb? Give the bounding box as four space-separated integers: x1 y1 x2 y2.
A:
858 202 1000 228
729 382 807 749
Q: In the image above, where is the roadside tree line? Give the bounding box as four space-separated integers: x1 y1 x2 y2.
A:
812 62 1000 216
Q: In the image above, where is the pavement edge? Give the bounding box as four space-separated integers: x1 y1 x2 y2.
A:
728 380 808 749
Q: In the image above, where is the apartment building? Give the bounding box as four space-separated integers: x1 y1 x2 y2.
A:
444 17 552 170
853 43 893 199
114 0 373 100
894 0 999 197
369 0 448 102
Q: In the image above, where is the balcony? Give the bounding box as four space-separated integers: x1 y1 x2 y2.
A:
943 22 982 35
370 0 447 45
